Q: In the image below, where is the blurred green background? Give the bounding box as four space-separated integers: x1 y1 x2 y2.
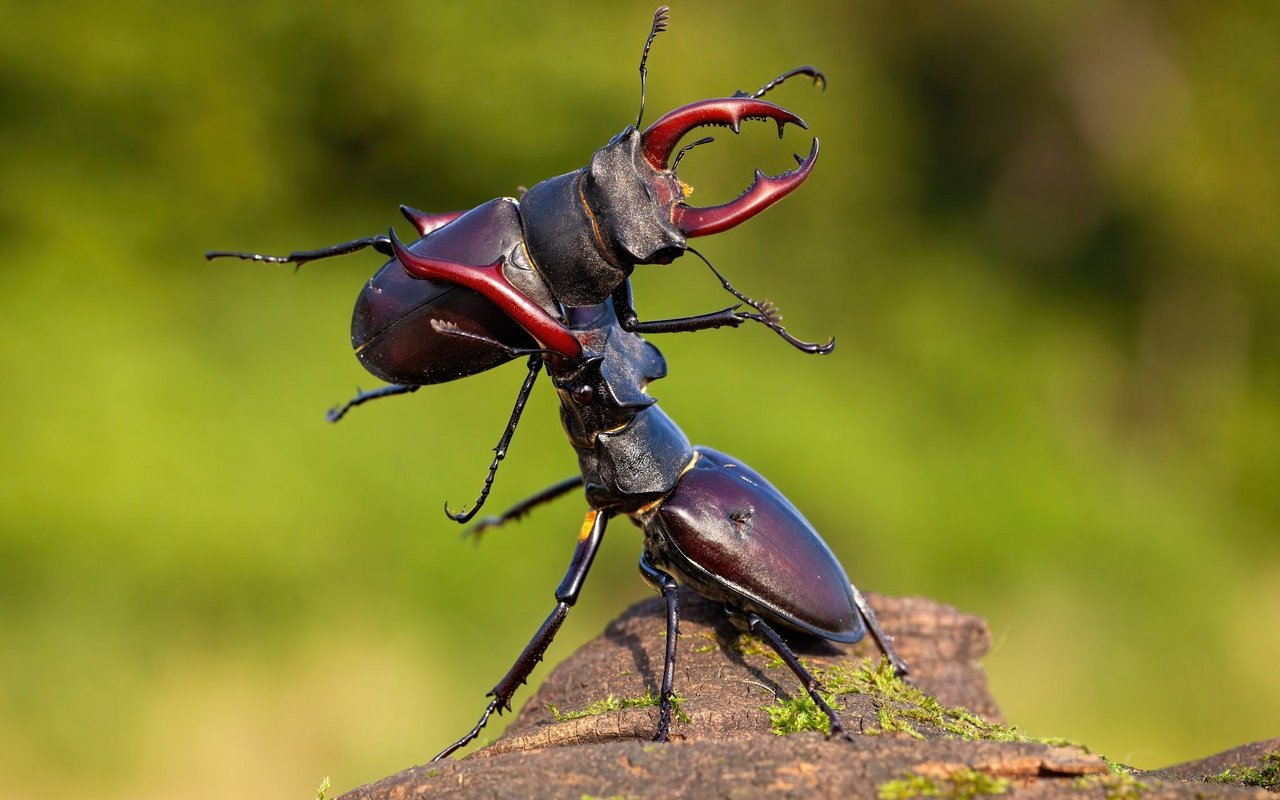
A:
2 1 1277 797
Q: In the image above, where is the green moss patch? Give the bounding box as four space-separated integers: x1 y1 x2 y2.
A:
1207 749 1280 791
764 694 837 735
877 767 1009 799
733 633 786 668
762 655 1109 770
1073 772 1149 799
763 657 1024 739
548 688 690 724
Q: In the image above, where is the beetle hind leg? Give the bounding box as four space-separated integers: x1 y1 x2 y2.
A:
745 612 848 738
851 584 910 678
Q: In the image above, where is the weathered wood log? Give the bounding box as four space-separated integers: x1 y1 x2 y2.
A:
339 592 1277 799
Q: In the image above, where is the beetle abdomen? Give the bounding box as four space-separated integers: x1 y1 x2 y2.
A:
352 199 538 385
648 446 864 643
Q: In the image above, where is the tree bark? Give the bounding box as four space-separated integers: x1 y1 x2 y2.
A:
339 592 1277 799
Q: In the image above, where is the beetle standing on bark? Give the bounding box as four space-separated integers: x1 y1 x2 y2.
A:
387 291 910 760
208 8 833 522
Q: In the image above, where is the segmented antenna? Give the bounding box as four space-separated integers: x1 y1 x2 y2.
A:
635 6 670 129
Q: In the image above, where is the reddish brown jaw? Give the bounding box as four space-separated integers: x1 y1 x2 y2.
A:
672 137 820 238
639 98 820 238
640 97 807 170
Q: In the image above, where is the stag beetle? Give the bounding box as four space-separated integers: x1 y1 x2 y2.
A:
208 8 833 516
371 273 910 759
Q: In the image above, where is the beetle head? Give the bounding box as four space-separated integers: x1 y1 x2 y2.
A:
520 96 818 308
584 97 820 266
581 126 686 267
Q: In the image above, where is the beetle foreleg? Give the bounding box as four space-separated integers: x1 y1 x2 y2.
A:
611 281 745 336
745 612 848 739
326 384 419 423
444 355 543 524
623 308 746 336
433 510 610 761
736 309 836 355
639 553 680 742
687 246 835 355
205 234 393 268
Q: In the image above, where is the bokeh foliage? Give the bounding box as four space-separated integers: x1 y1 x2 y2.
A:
1 1 1276 797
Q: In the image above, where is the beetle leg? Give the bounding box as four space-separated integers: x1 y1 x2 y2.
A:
444 356 543 524
622 308 746 336
205 234 393 267
465 475 585 541
622 248 836 353
326 384 419 423
684 246 835 354
851 585 911 678
433 509 610 761
639 553 681 742
745 612 848 739
611 281 745 336
733 66 827 100
735 309 836 355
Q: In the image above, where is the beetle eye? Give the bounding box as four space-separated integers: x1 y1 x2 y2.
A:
571 384 595 405
649 245 683 265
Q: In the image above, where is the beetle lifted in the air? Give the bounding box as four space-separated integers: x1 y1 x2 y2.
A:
209 7 833 522
208 6 829 403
